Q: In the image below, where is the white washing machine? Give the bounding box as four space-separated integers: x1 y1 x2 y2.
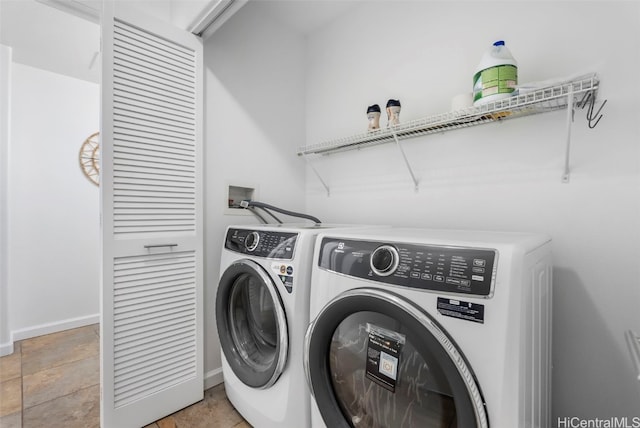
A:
216 224 381 428
304 228 552 428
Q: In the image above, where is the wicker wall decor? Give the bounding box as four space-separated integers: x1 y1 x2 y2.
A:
79 131 100 186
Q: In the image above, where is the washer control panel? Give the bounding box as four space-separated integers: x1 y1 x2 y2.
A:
318 237 497 297
225 228 298 260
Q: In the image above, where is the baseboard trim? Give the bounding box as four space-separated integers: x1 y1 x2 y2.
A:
0 341 14 357
8 316 227 393
204 367 224 390
11 313 100 342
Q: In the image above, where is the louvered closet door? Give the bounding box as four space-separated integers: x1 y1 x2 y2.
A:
100 3 203 427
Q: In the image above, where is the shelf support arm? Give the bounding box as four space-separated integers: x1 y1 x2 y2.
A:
304 156 330 196
390 127 420 192
562 86 575 183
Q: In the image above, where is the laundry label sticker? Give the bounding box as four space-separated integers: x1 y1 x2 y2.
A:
379 351 398 380
271 263 294 294
437 297 485 324
365 324 406 392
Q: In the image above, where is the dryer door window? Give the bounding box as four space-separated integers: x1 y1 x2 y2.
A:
305 288 488 428
217 259 288 389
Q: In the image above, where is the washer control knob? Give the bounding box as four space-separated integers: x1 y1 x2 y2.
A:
370 245 399 277
245 231 260 252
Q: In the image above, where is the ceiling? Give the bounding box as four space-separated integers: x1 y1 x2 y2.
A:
0 0 101 83
0 0 357 84
256 0 358 35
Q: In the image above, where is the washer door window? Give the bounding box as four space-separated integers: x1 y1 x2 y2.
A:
217 259 288 389
305 288 488 428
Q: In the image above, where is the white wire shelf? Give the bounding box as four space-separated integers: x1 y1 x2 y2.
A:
297 74 599 157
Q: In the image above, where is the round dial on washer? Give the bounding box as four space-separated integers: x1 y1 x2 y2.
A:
245 232 260 252
370 245 399 276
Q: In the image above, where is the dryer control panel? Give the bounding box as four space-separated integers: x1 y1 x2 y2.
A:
225 228 298 260
318 237 497 297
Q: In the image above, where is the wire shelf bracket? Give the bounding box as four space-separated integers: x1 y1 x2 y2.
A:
562 86 575 183
390 126 420 191
305 156 331 196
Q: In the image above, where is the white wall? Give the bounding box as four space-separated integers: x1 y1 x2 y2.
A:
0 45 11 355
303 0 640 420
7 63 100 344
202 2 307 384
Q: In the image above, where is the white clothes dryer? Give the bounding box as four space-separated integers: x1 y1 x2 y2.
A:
216 224 381 428
304 228 552 428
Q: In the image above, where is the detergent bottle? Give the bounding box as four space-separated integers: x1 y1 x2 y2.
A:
473 40 518 105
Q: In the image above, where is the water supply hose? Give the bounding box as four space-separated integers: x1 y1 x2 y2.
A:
240 200 321 224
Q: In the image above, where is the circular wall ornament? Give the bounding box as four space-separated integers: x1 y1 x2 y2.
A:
79 132 100 186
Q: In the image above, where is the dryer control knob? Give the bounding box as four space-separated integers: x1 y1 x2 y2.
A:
370 245 399 277
245 231 260 252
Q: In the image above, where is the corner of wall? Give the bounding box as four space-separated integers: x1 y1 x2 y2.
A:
0 44 12 353
204 367 224 390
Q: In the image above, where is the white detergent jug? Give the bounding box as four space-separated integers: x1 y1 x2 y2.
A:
473 40 518 105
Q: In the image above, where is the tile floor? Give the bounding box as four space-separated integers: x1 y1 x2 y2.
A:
0 325 250 428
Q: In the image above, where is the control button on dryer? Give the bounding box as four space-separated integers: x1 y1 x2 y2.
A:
446 277 472 287
370 245 400 277
245 231 260 252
